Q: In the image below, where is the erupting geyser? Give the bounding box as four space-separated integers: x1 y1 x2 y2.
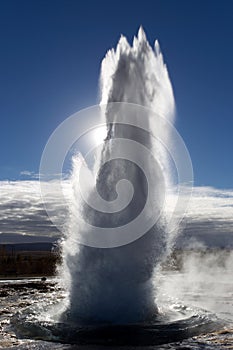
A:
59 27 175 324
10 28 221 348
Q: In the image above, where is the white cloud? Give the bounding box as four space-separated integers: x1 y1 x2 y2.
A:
0 181 232 246
0 180 61 243
20 170 40 179
175 186 233 248
20 170 33 176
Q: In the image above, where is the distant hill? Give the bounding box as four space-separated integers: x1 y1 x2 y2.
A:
0 242 57 252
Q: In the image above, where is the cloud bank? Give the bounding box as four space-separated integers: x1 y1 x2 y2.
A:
176 186 233 248
0 181 232 246
0 181 61 243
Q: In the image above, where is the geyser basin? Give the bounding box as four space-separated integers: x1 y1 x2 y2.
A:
33 28 225 347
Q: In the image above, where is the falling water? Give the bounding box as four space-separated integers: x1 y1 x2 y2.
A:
60 27 175 324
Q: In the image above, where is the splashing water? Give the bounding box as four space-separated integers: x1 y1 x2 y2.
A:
59 27 176 324
9 28 222 348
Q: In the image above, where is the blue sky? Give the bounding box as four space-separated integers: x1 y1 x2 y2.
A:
0 0 232 188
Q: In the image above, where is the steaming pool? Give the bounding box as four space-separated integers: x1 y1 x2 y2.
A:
0 270 232 350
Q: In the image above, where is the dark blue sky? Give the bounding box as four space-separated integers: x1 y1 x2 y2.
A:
0 0 232 188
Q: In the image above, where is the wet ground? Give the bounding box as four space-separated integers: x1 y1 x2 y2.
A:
0 278 232 349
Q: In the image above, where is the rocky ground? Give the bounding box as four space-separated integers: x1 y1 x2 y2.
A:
0 280 232 349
